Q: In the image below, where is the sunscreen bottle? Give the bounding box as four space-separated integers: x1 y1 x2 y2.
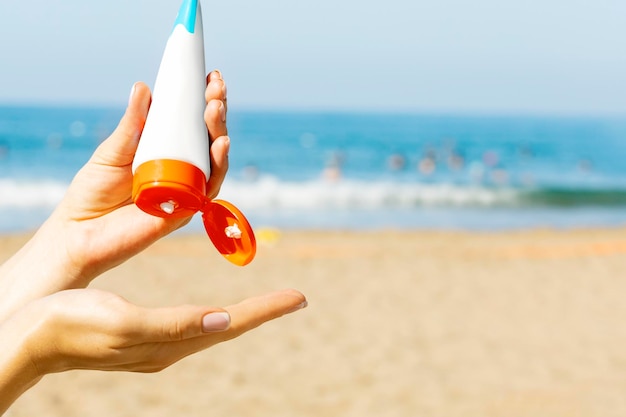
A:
132 0 255 266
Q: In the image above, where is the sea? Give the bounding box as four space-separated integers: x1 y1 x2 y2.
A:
1 105 626 233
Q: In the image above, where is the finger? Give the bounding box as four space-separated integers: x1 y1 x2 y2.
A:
206 70 227 104
90 82 152 167
124 290 306 371
205 70 227 141
159 289 306 352
206 135 230 199
205 98 227 142
219 289 308 342
205 98 229 198
207 69 222 82
133 305 231 343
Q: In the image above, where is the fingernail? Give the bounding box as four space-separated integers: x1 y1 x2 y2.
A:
213 69 222 79
128 83 137 106
219 102 226 122
286 301 308 314
202 312 231 332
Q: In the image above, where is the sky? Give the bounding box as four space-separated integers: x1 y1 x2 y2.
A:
0 0 625 115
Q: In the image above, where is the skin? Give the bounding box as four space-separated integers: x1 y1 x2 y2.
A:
0 72 307 415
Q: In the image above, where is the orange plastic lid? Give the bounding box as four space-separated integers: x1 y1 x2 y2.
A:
201 199 256 266
133 159 206 218
133 160 256 266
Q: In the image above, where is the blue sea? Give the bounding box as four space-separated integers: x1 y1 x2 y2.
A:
1 105 626 233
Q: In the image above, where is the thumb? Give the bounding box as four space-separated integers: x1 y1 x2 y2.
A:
136 305 231 343
90 82 152 167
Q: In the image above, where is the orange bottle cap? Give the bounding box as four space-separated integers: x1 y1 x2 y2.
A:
133 159 256 266
133 159 206 218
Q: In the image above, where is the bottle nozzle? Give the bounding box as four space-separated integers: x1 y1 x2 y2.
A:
160 201 176 215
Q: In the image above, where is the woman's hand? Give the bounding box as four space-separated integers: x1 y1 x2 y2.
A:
0 72 229 322
60 70 230 283
0 287 307 414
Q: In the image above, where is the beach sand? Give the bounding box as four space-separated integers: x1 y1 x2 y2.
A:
5 227 626 416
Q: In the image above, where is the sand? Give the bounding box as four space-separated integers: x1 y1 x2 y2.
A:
5 227 626 416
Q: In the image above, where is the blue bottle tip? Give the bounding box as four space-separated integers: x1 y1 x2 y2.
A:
173 0 198 34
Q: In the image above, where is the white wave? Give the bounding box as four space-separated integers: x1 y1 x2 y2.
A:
0 178 68 208
0 175 520 212
218 176 520 211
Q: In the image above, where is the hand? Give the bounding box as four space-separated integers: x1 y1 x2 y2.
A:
61 71 230 282
0 72 229 322
0 288 307 414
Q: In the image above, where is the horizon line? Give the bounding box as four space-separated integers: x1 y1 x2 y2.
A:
1 100 625 120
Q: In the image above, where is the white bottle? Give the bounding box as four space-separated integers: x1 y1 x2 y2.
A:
133 0 209 194
131 0 256 266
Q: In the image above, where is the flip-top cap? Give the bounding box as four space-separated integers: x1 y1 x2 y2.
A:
202 199 256 266
133 159 206 218
133 159 256 266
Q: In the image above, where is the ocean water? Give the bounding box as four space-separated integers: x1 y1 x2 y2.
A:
1 105 626 233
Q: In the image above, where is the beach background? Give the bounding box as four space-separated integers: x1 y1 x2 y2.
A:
3 0 626 415
3 109 626 416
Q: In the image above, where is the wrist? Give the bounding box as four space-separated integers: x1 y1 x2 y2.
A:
0 308 45 414
0 214 79 322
